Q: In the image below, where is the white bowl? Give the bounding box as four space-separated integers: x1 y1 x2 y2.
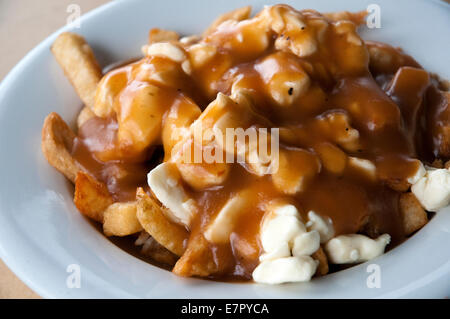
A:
0 0 449 298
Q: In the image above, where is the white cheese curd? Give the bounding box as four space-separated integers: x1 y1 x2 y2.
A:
147 162 197 227
291 231 321 256
411 167 450 212
305 211 335 243
324 234 391 264
253 201 320 284
259 203 309 261
252 256 318 284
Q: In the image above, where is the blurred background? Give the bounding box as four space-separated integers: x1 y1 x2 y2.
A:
0 0 110 81
0 0 110 298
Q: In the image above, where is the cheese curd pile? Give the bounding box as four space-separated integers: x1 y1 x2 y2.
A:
50 5 450 283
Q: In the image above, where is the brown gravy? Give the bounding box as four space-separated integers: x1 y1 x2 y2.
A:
70 6 448 280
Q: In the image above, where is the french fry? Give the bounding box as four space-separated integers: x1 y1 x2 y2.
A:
312 246 329 276
136 188 189 256
42 112 82 183
173 233 219 277
77 106 95 129
399 192 428 236
74 172 113 223
135 231 178 266
51 32 102 109
103 202 142 237
203 6 252 36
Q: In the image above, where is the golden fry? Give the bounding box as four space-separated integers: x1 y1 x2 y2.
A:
135 231 178 266
399 192 428 235
173 233 218 277
103 202 142 237
77 106 95 129
41 112 82 183
51 32 102 109
136 188 189 256
74 172 113 223
312 247 329 276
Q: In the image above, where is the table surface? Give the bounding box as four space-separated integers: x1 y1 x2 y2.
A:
0 0 109 299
